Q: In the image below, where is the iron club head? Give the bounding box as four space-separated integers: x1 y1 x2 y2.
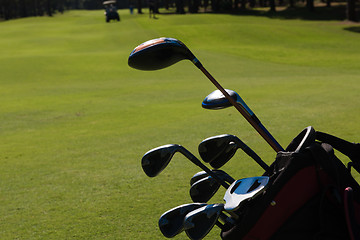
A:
198 134 239 169
190 176 221 203
141 144 182 177
198 134 269 170
184 203 225 240
190 170 235 186
141 144 230 188
158 203 207 238
224 176 269 212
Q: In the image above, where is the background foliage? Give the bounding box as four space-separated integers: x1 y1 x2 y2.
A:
0 0 359 21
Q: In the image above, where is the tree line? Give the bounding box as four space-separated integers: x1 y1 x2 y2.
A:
0 0 102 20
0 0 358 21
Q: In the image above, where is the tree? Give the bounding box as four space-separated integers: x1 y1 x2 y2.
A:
211 0 220 12
189 0 200 13
175 0 185 13
0 0 69 20
137 0 143 13
46 0 53 16
347 0 357 21
269 0 276 11
306 0 314 11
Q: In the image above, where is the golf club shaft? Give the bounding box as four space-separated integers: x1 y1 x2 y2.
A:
207 213 235 232
235 138 269 171
191 170 235 186
180 147 230 189
196 64 284 152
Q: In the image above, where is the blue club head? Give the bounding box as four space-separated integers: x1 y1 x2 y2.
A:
202 89 240 110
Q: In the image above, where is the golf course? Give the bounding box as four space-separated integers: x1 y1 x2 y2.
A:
1 8 359 239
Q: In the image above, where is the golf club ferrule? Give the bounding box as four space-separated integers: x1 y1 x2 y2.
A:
191 58 203 68
250 113 261 125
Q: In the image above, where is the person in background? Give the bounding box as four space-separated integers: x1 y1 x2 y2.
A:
148 0 156 18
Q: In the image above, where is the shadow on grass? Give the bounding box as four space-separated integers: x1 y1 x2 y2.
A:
160 3 354 22
230 4 348 21
344 26 360 33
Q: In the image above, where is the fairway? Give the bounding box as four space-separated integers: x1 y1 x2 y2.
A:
0 9 359 239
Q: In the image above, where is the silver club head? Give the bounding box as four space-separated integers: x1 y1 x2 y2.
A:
224 176 269 212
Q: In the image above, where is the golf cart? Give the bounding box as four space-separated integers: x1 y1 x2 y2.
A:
103 0 120 22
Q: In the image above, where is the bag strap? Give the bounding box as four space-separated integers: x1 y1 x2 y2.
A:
344 187 360 240
316 131 360 174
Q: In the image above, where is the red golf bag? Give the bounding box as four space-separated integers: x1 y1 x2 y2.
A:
221 126 360 240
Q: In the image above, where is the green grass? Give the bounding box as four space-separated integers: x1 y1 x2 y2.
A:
0 9 360 239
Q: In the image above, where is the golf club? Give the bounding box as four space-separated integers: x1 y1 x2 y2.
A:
190 176 221 203
202 89 246 110
202 89 284 153
190 171 213 186
190 170 235 203
158 203 207 238
184 203 234 240
128 37 284 152
190 170 235 186
198 134 269 171
223 176 269 212
141 144 230 188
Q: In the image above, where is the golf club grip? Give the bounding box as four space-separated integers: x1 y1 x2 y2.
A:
197 66 284 152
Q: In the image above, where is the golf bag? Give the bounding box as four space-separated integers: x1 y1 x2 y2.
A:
221 126 360 240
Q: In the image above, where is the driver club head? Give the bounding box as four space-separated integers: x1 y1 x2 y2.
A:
128 37 196 71
158 203 207 238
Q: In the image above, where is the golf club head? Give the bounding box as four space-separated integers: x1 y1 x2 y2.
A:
141 144 182 177
224 176 269 212
128 37 196 71
199 134 269 171
190 171 210 186
158 203 207 238
190 176 221 203
184 203 224 240
202 89 239 110
198 134 238 169
142 144 230 188
190 170 235 186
